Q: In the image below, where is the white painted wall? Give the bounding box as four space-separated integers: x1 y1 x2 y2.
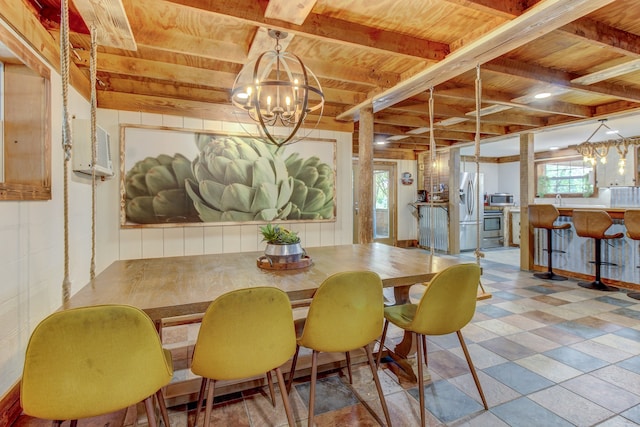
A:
0 21 103 397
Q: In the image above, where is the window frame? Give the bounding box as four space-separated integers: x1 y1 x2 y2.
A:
0 24 51 201
534 155 597 199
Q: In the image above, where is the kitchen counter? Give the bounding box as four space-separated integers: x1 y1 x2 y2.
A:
531 206 639 290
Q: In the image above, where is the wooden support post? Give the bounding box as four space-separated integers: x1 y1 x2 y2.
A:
358 105 374 244
519 133 535 271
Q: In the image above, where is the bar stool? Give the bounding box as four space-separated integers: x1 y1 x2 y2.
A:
529 204 571 281
573 210 623 292
623 210 640 300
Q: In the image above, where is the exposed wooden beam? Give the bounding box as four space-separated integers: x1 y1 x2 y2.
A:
97 91 353 132
485 57 640 103
0 0 91 99
571 59 640 85
338 0 616 121
73 0 136 50
560 17 640 58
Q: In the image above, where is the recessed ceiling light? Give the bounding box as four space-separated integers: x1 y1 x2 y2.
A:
606 130 619 135
534 92 551 99
549 146 560 151
376 141 386 145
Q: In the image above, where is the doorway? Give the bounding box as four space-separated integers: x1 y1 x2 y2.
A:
353 162 397 245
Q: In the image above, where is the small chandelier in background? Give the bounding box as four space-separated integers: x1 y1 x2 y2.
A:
575 118 639 175
231 30 324 149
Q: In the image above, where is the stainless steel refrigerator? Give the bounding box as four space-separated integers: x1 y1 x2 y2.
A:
459 172 484 251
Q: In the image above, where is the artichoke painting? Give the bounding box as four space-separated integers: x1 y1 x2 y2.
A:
185 135 295 222
123 132 335 225
125 153 200 224
285 153 334 220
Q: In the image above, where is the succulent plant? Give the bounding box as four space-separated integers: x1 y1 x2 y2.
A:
260 223 301 244
185 135 294 222
284 153 335 220
125 153 200 224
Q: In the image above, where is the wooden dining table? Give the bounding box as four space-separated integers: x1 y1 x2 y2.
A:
63 243 467 399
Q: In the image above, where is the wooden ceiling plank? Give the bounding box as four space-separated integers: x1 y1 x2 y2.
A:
73 0 137 50
164 0 450 61
264 0 317 26
441 0 533 18
338 0 617 121
247 27 291 60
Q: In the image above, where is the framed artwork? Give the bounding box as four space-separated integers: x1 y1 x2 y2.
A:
120 125 337 228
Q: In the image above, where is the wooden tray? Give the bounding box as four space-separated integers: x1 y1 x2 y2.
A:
257 255 313 270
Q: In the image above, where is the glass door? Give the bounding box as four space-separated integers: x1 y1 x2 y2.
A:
353 162 396 245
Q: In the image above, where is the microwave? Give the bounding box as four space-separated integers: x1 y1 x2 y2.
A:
489 193 515 206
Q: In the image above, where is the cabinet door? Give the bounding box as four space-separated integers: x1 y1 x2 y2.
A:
511 212 521 246
597 150 636 187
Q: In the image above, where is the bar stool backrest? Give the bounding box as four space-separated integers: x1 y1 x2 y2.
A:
624 210 640 240
529 204 560 229
573 210 615 239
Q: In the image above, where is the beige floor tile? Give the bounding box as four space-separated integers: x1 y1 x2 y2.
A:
529 385 614 426
515 354 582 383
473 319 524 336
504 331 562 353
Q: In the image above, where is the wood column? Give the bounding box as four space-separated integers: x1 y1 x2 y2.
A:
357 105 374 244
519 133 535 271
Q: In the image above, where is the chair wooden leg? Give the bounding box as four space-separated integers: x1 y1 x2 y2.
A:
204 379 216 427
267 370 276 406
156 389 171 427
287 344 300 394
457 330 488 410
52 422 63 427
376 319 390 368
364 344 393 427
193 377 207 427
345 351 353 384
416 333 426 427
308 350 319 426
144 395 158 427
275 367 296 427
69 422 77 427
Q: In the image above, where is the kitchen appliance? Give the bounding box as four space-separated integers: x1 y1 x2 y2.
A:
489 193 515 206
482 210 504 248
459 172 484 251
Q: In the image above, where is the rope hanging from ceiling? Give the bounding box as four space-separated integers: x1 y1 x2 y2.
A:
474 64 490 300
428 87 436 255
90 24 98 280
60 0 72 302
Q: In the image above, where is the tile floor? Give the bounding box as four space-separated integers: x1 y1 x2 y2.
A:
15 248 640 426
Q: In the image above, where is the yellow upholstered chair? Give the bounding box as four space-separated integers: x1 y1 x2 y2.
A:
376 263 487 427
21 304 173 427
287 271 392 427
191 287 297 427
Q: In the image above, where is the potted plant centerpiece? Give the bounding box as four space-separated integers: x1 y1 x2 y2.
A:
260 223 305 265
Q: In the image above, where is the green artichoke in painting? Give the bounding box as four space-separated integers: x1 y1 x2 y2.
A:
125 153 200 224
284 153 335 220
185 135 294 222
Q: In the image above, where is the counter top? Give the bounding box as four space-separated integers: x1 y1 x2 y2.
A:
556 206 627 219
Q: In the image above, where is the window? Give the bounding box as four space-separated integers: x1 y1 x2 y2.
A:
535 157 595 198
0 25 51 201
